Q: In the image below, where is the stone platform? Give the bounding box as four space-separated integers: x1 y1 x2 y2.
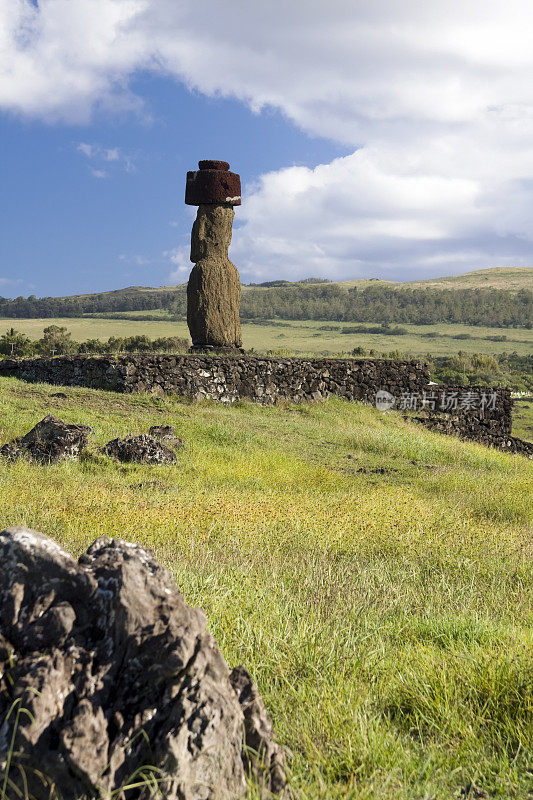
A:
1 354 529 455
0 353 429 404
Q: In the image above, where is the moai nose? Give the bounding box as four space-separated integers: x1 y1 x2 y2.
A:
185 160 241 206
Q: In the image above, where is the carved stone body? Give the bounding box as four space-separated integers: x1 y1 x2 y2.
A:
187 204 242 350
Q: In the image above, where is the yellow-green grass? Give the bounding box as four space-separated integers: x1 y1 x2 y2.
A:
334 266 533 292
401 266 533 291
90 266 531 294
245 320 533 357
240 266 533 292
0 377 531 798
513 399 533 442
1 317 532 358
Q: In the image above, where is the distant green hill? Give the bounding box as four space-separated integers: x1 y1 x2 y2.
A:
0 267 531 327
393 266 533 291
59 266 533 299
246 267 533 293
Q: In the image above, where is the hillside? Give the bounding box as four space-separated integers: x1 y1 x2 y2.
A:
406 266 533 291
3 267 533 307
1 267 532 327
337 266 533 292
0 378 531 798
61 266 533 299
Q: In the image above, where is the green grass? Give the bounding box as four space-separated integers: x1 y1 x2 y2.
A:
335 266 533 292
512 399 533 442
1 317 532 358
0 377 531 798
401 266 533 291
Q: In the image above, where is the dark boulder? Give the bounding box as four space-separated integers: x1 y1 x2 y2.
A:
149 425 185 448
102 434 178 464
230 666 288 798
0 415 92 463
0 527 288 799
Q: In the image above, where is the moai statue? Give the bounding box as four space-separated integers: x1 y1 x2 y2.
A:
185 160 243 352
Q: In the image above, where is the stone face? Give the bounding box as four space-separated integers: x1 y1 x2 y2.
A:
102 433 178 464
0 528 288 800
0 414 92 463
187 204 243 349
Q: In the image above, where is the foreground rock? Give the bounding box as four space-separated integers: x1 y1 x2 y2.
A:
102 433 178 464
0 528 288 799
230 666 288 798
0 415 92 463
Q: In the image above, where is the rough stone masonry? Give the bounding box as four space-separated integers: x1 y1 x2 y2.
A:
185 160 243 352
0 354 529 454
0 353 430 404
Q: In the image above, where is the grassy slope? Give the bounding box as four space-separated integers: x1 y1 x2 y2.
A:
0 378 531 799
1 317 532 358
513 399 533 442
49 266 533 301
336 266 533 292
405 266 533 291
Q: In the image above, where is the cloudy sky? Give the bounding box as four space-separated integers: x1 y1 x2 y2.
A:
1 0 533 296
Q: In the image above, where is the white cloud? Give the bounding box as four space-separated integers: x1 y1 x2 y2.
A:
230 139 533 281
2 0 533 277
0 277 26 289
77 142 120 162
76 141 135 176
164 245 190 281
118 253 153 265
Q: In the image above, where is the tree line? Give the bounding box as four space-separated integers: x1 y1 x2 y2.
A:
0 284 531 327
237 285 532 327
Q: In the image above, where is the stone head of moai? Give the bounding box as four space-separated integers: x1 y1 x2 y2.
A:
185 160 243 352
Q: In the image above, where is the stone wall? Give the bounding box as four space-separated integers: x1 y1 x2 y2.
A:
0 354 528 455
0 353 429 404
409 386 533 456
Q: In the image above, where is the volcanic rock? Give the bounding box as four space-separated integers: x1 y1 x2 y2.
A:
148 424 184 448
230 666 288 798
187 204 242 350
0 415 92 463
102 433 178 464
0 527 288 800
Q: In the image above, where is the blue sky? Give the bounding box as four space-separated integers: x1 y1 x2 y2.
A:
1 76 348 296
1 0 533 298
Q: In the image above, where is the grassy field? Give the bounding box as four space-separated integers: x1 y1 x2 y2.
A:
0 378 531 799
1 316 532 358
335 266 533 292
512 399 533 442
